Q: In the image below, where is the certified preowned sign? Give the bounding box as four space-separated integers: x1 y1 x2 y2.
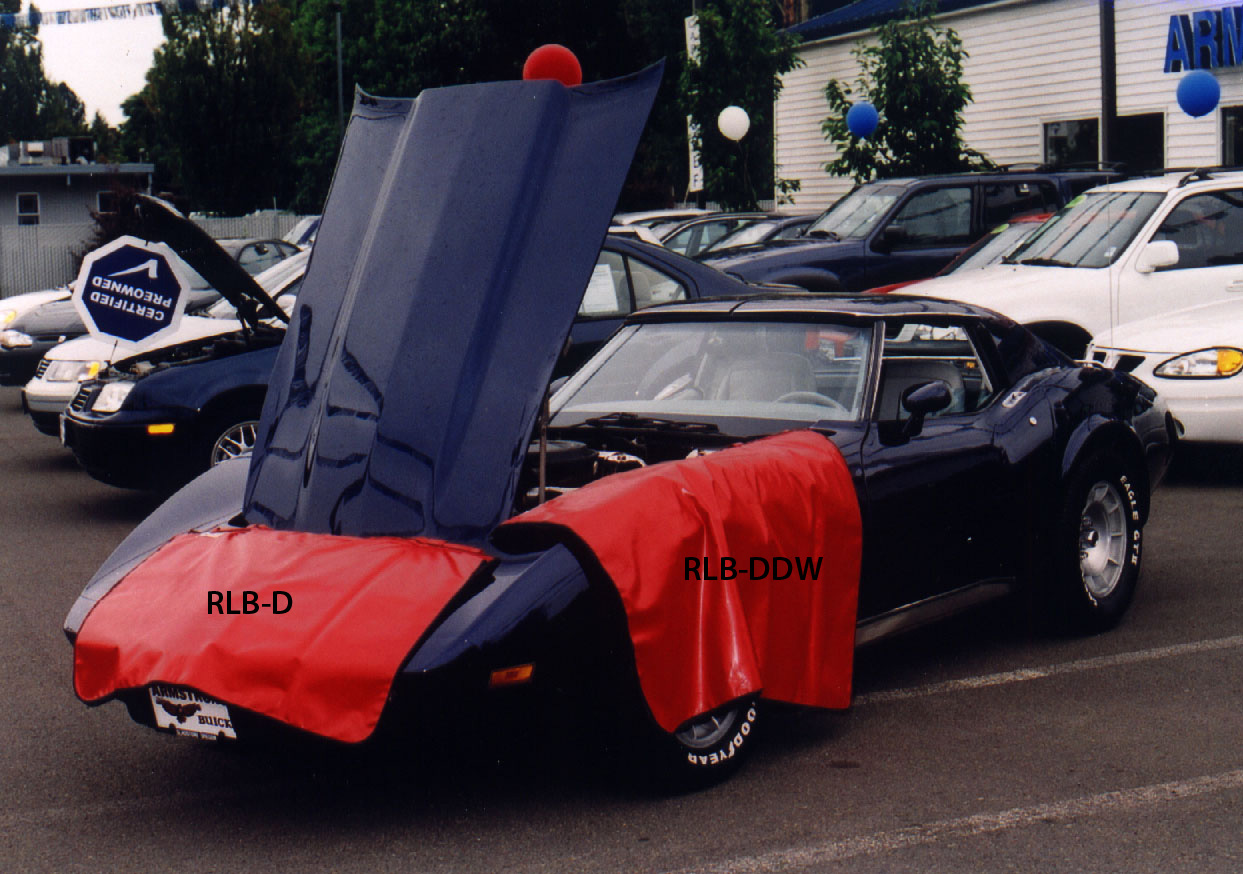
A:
73 236 194 348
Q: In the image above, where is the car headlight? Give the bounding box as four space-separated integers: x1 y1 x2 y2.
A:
1153 347 1243 379
0 330 33 349
44 360 103 382
92 382 135 413
0 308 16 327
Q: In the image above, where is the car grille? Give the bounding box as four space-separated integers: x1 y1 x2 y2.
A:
68 384 95 413
34 359 49 378
1090 350 1145 373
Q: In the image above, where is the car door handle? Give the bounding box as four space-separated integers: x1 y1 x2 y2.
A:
1228 280 1243 292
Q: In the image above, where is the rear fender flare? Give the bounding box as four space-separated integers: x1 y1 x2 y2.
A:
1060 416 1150 522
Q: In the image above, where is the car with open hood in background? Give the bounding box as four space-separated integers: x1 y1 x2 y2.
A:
0 236 300 387
64 67 1173 790
22 250 307 437
60 232 776 491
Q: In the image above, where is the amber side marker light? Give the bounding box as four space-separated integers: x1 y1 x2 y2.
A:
146 424 175 435
489 664 535 688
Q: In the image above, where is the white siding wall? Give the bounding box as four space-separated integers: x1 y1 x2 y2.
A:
776 0 1243 211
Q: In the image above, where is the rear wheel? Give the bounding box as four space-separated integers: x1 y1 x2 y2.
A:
1048 454 1143 632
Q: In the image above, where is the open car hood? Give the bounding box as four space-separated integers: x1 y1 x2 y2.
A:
243 66 662 543
134 195 288 332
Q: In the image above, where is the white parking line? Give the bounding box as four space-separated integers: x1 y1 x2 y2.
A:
681 769 1243 874
855 634 1243 706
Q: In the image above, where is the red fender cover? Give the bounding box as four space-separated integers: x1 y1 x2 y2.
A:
497 430 862 733
73 529 489 743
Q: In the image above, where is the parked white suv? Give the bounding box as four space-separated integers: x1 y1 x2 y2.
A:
908 169 1243 357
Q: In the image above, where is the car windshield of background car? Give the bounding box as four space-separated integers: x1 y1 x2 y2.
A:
805 186 903 239
704 220 780 252
1004 191 1163 268
946 221 1045 273
552 320 872 424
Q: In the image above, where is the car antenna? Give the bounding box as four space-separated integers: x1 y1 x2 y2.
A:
537 387 549 504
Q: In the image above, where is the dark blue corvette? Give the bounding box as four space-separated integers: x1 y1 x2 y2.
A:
65 67 1174 789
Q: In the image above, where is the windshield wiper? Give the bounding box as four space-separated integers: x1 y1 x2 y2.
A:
1014 257 1074 267
578 412 720 434
805 229 840 240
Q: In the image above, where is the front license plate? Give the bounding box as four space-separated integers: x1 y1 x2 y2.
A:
149 685 237 740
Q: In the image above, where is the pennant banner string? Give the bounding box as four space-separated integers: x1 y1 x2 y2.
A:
1 0 261 30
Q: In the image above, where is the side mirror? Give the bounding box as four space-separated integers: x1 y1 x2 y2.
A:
900 379 952 438
875 224 909 252
1135 239 1179 273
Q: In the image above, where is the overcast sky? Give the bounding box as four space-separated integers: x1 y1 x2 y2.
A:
26 0 164 125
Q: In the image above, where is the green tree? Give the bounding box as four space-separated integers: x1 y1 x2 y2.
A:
127 2 310 214
288 0 700 212
680 0 801 210
821 0 990 183
0 9 88 143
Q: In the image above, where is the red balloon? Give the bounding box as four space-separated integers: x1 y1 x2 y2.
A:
522 44 583 87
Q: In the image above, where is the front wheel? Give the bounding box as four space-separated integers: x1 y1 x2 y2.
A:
1049 454 1143 632
636 698 760 790
208 419 260 467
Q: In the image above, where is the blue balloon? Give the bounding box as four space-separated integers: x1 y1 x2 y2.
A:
1177 70 1220 118
846 101 879 139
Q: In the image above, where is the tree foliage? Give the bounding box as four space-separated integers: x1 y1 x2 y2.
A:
821 0 991 183
287 0 698 212
129 2 309 214
0 14 89 143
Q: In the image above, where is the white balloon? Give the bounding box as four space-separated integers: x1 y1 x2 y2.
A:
717 105 750 141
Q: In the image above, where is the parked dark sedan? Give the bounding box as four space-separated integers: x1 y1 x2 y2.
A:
700 170 1119 292
66 68 1173 790
0 237 298 386
61 233 777 491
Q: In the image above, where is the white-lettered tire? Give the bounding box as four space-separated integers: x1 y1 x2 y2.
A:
641 697 760 790
1050 453 1143 632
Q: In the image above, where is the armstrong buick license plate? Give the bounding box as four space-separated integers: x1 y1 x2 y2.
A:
148 685 237 740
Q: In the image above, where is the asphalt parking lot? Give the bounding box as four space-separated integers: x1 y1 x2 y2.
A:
1 384 1240 874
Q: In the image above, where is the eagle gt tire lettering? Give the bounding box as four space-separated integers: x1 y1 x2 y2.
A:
1051 452 1143 632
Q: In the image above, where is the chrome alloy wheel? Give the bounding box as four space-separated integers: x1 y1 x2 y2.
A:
1078 480 1127 600
210 420 259 466
675 706 740 750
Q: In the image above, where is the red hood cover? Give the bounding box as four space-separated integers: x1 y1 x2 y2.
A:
73 528 488 743
497 431 862 733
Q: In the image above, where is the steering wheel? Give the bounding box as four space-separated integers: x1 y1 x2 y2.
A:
775 391 848 414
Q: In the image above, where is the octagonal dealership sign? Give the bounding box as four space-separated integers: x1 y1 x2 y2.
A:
73 236 194 349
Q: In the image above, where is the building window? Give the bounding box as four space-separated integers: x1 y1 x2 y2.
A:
1115 114 1164 173
16 193 39 226
97 191 117 214
1044 119 1099 167
1223 108 1243 166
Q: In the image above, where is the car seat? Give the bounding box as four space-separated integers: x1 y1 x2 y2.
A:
877 359 966 420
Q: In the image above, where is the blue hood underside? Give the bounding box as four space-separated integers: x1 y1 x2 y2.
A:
244 65 661 543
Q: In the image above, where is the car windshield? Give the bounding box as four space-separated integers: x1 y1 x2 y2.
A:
946 220 1045 273
805 185 903 239
1003 191 1163 268
704 220 780 251
552 320 873 425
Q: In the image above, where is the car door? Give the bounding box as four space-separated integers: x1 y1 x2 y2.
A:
1116 189 1243 327
864 185 976 289
856 319 1014 617
562 250 689 376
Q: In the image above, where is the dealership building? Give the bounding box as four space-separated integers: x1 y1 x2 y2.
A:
776 0 1243 209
